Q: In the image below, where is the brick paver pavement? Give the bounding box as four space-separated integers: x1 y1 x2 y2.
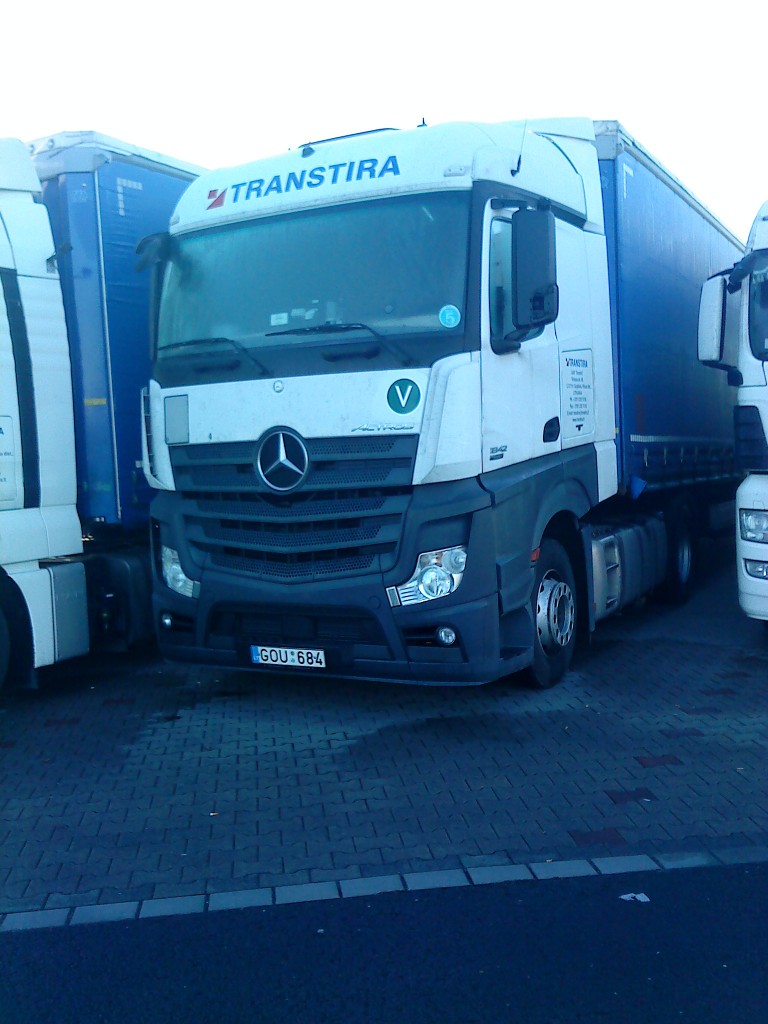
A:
0 537 766 914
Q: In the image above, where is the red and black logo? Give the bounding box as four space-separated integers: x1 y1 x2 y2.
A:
207 188 227 210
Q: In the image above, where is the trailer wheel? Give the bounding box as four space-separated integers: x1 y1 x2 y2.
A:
0 606 9 690
526 539 577 689
0 578 34 691
659 504 694 604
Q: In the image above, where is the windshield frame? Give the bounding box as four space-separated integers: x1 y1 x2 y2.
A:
154 190 477 387
748 250 768 361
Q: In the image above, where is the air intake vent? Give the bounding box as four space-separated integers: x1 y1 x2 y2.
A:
735 406 768 472
169 434 418 582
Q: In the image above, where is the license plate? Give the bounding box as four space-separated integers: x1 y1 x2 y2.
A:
250 645 326 669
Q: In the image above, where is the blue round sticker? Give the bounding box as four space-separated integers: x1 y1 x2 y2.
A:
439 304 461 329
387 379 421 414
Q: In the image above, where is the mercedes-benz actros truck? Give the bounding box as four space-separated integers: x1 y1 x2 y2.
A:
142 119 742 687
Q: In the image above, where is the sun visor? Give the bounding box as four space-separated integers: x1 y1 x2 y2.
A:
508 130 588 223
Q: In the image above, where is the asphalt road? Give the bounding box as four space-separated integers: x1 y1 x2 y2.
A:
1 863 765 1024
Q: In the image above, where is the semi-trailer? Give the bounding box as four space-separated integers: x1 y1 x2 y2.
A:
0 133 198 688
142 119 743 687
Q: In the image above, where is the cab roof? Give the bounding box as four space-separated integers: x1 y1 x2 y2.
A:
169 118 600 235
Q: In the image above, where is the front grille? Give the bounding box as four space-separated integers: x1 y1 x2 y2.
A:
735 406 768 472
170 434 417 582
209 606 388 646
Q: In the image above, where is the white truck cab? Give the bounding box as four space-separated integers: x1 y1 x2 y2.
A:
145 119 741 686
700 201 768 623
0 139 87 687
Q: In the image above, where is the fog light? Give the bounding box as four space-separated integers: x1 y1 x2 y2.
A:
160 613 173 629
744 559 768 580
436 626 457 646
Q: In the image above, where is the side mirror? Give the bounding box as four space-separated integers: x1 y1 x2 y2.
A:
136 232 171 272
512 208 559 329
698 273 743 384
698 275 727 364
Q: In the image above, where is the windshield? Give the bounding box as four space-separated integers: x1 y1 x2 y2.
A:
157 191 471 374
748 252 768 360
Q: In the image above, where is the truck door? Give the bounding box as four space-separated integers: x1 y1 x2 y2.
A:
553 220 597 452
480 208 561 473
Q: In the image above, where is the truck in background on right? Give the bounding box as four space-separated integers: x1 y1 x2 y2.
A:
699 201 768 625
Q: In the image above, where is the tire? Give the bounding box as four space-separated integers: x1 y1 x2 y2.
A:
0 606 9 691
0 579 34 691
526 539 577 689
659 504 694 604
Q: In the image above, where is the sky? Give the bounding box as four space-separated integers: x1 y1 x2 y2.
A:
3 0 766 242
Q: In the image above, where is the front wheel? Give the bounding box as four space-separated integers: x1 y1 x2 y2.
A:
526 539 577 689
0 606 9 690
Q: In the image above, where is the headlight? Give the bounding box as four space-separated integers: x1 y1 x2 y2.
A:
740 509 768 543
744 559 768 580
161 545 200 598
388 546 468 606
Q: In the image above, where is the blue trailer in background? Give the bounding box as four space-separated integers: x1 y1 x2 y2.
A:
32 133 198 533
29 134 198 653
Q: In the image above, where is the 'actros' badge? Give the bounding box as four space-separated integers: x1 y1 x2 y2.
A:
256 429 310 492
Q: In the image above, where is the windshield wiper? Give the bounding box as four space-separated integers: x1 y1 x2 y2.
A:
322 342 381 362
266 322 382 338
159 337 270 376
266 322 413 366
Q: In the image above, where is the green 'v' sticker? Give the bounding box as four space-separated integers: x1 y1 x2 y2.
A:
387 379 420 414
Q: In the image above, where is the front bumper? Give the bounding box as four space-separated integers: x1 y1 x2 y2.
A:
736 476 768 622
154 582 532 686
737 541 768 622
151 480 536 686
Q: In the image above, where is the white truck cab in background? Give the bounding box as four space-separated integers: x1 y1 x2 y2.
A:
0 139 86 686
699 201 768 624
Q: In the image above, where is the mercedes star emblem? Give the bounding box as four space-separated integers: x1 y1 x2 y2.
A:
256 429 310 492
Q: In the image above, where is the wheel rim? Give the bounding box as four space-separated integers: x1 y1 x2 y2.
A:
0 610 9 690
536 574 575 655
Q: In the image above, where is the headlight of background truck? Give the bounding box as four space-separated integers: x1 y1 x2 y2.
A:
739 509 768 544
